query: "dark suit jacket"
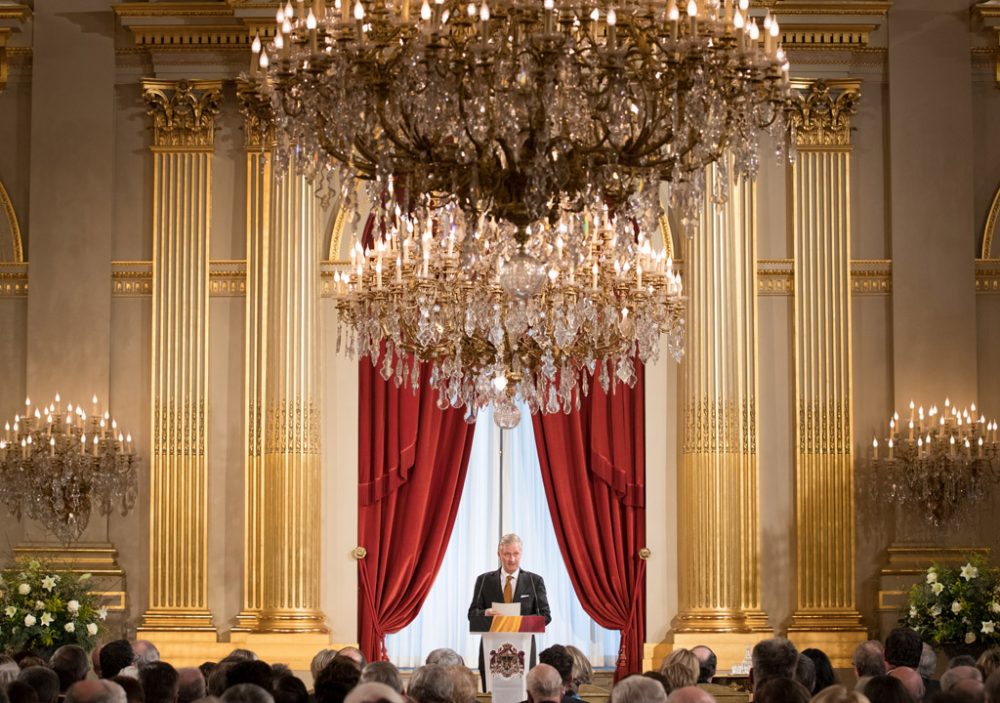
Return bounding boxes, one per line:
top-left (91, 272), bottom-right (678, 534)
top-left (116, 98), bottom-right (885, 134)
top-left (468, 569), bottom-right (552, 623)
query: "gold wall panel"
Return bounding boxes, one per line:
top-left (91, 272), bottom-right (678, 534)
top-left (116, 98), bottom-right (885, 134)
top-left (140, 79), bottom-right (221, 633)
top-left (787, 81), bottom-right (866, 646)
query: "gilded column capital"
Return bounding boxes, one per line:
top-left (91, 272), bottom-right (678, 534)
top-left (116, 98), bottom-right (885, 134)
top-left (789, 79), bottom-right (861, 147)
top-left (237, 80), bottom-right (276, 150)
top-left (142, 79), bottom-right (224, 149)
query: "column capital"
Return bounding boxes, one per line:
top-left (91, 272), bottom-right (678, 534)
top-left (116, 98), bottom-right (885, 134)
top-left (142, 79), bottom-right (224, 149)
top-left (789, 79), bottom-right (861, 147)
top-left (237, 80), bottom-right (276, 150)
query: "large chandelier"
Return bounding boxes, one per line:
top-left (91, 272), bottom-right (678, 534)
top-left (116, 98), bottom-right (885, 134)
top-left (0, 395), bottom-right (138, 543)
top-left (871, 399), bottom-right (1000, 526)
top-left (251, 0), bottom-right (792, 425)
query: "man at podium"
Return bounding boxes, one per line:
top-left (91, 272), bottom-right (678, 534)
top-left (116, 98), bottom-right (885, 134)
top-left (468, 533), bottom-right (552, 689)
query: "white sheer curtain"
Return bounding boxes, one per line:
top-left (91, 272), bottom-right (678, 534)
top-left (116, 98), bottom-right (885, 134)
top-left (385, 403), bottom-right (620, 669)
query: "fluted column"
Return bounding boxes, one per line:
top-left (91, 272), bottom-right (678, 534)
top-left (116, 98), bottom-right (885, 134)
top-left (140, 80), bottom-right (222, 631)
top-left (673, 157), bottom-right (766, 635)
top-left (233, 84), bottom-right (274, 632)
top-left (255, 154), bottom-right (327, 633)
top-left (787, 80), bottom-right (866, 657)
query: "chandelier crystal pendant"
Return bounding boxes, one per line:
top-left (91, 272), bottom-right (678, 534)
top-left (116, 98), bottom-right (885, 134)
top-left (251, 0), bottom-right (792, 426)
top-left (0, 394), bottom-right (138, 543)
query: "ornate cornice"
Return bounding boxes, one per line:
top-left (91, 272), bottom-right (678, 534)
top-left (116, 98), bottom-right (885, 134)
top-left (0, 3), bottom-right (29, 91)
top-left (142, 79), bottom-right (223, 149)
top-left (762, 1), bottom-right (891, 16)
top-left (975, 2), bottom-right (1000, 85)
top-left (789, 79), bottom-right (861, 147)
top-left (113, 3), bottom-right (235, 18)
top-left (780, 23), bottom-right (878, 47)
top-left (977, 259), bottom-right (1000, 293)
top-left (0, 262), bottom-right (27, 296)
top-left (237, 80), bottom-right (276, 149)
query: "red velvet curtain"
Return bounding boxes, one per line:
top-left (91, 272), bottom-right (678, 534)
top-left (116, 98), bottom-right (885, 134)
top-left (532, 363), bottom-right (647, 680)
top-left (358, 350), bottom-right (477, 661)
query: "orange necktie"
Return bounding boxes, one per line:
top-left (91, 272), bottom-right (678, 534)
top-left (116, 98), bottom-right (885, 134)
top-left (503, 574), bottom-right (513, 603)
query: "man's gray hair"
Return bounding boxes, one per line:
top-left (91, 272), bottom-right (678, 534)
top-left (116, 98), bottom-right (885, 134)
top-left (425, 649), bottom-right (465, 667)
top-left (311, 650), bottom-right (339, 680)
top-left (526, 664), bottom-right (563, 703)
top-left (751, 638), bottom-right (799, 689)
top-left (609, 676), bottom-right (667, 703)
top-left (408, 665), bottom-right (454, 703)
top-left (66, 680), bottom-right (127, 703)
top-left (221, 684), bottom-right (274, 703)
top-left (344, 682), bottom-right (405, 703)
top-left (852, 641), bottom-right (884, 678)
top-left (132, 641), bottom-right (161, 668)
top-left (360, 661), bottom-right (404, 694)
top-left (942, 665), bottom-right (983, 691)
top-left (498, 534), bottom-right (523, 550)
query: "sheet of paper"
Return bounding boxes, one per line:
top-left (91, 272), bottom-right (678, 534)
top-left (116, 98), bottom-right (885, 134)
top-left (491, 601), bottom-right (521, 616)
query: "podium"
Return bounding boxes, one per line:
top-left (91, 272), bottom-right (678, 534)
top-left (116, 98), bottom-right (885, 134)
top-left (470, 615), bottom-right (547, 703)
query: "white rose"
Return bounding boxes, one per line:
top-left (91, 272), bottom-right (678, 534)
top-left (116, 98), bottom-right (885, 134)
top-left (927, 571), bottom-right (938, 584)
top-left (932, 582), bottom-right (945, 595)
top-left (966, 632), bottom-right (977, 644)
top-left (67, 600), bottom-right (80, 614)
top-left (86, 623), bottom-right (98, 636)
top-left (64, 622), bottom-right (75, 633)
top-left (953, 601), bottom-right (963, 614)
top-left (18, 583), bottom-right (30, 595)
top-left (24, 614), bottom-right (36, 627)
top-left (34, 600), bottom-right (45, 611)
top-left (4, 606), bottom-right (15, 617)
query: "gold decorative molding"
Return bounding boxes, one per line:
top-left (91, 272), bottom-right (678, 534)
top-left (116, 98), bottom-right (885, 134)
top-left (781, 24), bottom-right (878, 48)
top-left (126, 25), bottom-right (251, 48)
top-left (0, 178), bottom-right (23, 262)
top-left (113, 2), bottom-right (236, 18)
top-left (0, 4), bottom-right (29, 91)
top-left (984, 183), bottom-right (1000, 258)
top-left (142, 79), bottom-right (223, 149)
top-left (977, 259), bottom-right (1000, 293)
top-left (974, 2), bottom-right (1000, 85)
top-left (758, 259), bottom-right (795, 295)
top-left (0, 262), bottom-right (27, 296)
top-left (789, 79), bottom-right (861, 147)
top-left (764, 1), bottom-right (891, 16)
top-left (209, 260), bottom-right (248, 296)
top-left (237, 80), bottom-right (276, 150)
top-left (850, 259), bottom-right (891, 294)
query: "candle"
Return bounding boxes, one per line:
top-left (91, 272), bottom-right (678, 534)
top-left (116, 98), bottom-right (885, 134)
top-left (50, 437), bottom-right (56, 458)
top-left (887, 438), bottom-right (894, 460)
top-left (872, 437), bottom-right (878, 460)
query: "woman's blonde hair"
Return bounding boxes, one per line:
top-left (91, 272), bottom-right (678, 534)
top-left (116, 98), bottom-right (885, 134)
top-left (977, 647), bottom-right (1000, 682)
top-left (565, 645), bottom-right (593, 692)
top-left (660, 649), bottom-right (699, 682)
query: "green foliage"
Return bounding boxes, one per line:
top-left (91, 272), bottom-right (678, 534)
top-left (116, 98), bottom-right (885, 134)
top-left (901, 553), bottom-right (1000, 647)
top-left (0, 558), bottom-right (107, 654)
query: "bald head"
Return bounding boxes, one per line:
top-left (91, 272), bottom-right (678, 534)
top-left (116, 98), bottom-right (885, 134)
top-left (942, 666), bottom-right (983, 691)
top-left (666, 687), bottom-right (714, 703)
top-left (888, 666), bottom-right (924, 701)
top-left (66, 680), bottom-right (127, 703)
top-left (527, 665), bottom-right (563, 703)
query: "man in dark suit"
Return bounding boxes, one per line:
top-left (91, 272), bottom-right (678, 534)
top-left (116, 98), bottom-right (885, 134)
top-left (468, 533), bottom-right (551, 690)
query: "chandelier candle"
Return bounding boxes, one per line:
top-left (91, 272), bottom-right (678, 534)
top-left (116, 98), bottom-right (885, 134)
top-left (251, 0), bottom-right (792, 426)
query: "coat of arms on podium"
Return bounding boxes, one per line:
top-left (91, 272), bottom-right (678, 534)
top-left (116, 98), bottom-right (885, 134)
top-left (489, 642), bottom-right (525, 678)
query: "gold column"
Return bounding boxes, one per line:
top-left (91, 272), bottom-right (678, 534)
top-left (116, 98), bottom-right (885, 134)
top-left (140, 80), bottom-right (222, 632)
top-left (787, 80), bottom-right (866, 661)
top-left (255, 152), bottom-right (327, 633)
top-left (671, 157), bottom-right (767, 656)
top-left (233, 84), bottom-right (274, 632)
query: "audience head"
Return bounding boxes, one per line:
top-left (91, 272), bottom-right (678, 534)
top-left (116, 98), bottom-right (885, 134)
top-left (0, 655), bottom-right (22, 685)
top-left (336, 649), bottom-right (366, 671)
top-left (7, 681), bottom-right (40, 703)
top-left (949, 679), bottom-right (986, 702)
top-left (51, 645), bottom-right (91, 693)
top-left (101, 641), bottom-right (136, 680)
top-left (92, 647), bottom-right (103, 679)
top-left (110, 676), bottom-right (145, 703)
top-left (315, 658), bottom-right (362, 703)
top-left (526, 664), bottom-right (564, 703)
top-left (979, 649), bottom-right (1000, 683)
top-left (810, 685), bottom-right (871, 703)
top-left (406, 665), bottom-right (453, 703)
top-left (750, 638), bottom-right (799, 691)
top-left (661, 650), bottom-right (698, 686)
top-left (664, 687), bottom-right (713, 703)
top-left (223, 651), bottom-right (258, 665)
top-left (221, 685), bottom-right (273, 703)
top-left (225, 662), bottom-right (273, 695)
top-left (942, 666), bottom-right (983, 691)
top-left (888, 665), bottom-right (925, 701)
top-left (311, 651), bottom-right (339, 681)
top-left (176, 668), bottom-right (206, 703)
top-left (885, 628), bottom-right (922, 669)
top-left (794, 654), bottom-right (816, 694)
top-left (65, 680), bottom-right (127, 703)
top-left (360, 662), bottom-right (403, 694)
top-left (139, 662), bottom-right (180, 703)
top-left (803, 648), bottom-right (838, 694)
top-left (447, 666), bottom-right (477, 703)
top-left (424, 650), bottom-right (464, 668)
top-left (658, 663), bottom-right (696, 693)
top-left (565, 645), bottom-right (593, 693)
top-left (854, 641), bottom-right (886, 679)
top-left (132, 642), bottom-right (161, 669)
top-left (272, 675), bottom-right (308, 703)
top-left (539, 645), bottom-right (574, 689)
top-left (640, 672), bottom-right (669, 696)
top-left (610, 675), bottom-right (668, 703)
top-left (751, 678), bottom-right (810, 703)
top-left (919, 644), bottom-right (938, 680)
top-left (208, 665), bottom-right (234, 698)
top-left (18, 666), bottom-right (61, 703)
top-left (689, 647), bottom-right (716, 684)
top-left (343, 683), bottom-right (403, 703)
top-left (985, 670), bottom-right (1000, 703)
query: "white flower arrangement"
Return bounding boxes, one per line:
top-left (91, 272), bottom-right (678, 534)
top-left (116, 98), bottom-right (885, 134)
top-left (903, 554), bottom-right (1000, 648)
top-left (0, 559), bottom-right (105, 654)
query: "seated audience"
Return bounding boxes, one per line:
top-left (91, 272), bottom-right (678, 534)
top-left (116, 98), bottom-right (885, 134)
top-left (811, 684), bottom-right (871, 703)
top-left (919, 645), bottom-right (938, 683)
top-left (131, 643), bottom-right (160, 670)
top-left (526, 664), bottom-right (564, 703)
top-left (272, 676), bottom-right (308, 703)
top-left (539, 646), bottom-right (575, 703)
top-left (750, 638), bottom-right (799, 692)
top-left (314, 660), bottom-right (361, 703)
top-left (424, 651), bottom-right (464, 668)
top-left (51, 647), bottom-right (91, 696)
top-left (690, 646), bottom-right (740, 701)
top-left (139, 662), bottom-right (180, 703)
top-left (885, 629), bottom-right (937, 699)
top-left (65, 681), bottom-right (126, 703)
top-left (18, 667), bottom-right (61, 703)
top-left (109, 677), bottom-right (144, 703)
top-left (888, 666), bottom-right (925, 702)
top-left (225, 663), bottom-right (273, 696)
top-left (91, 649), bottom-right (102, 680)
top-left (564, 646), bottom-right (595, 697)
top-left (795, 654), bottom-right (816, 694)
top-left (221, 685), bottom-right (272, 703)
top-left (310, 653), bottom-right (338, 684)
top-left (610, 676), bottom-right (668, 703)
top-left (985, 671), bottom-right (1000, 703)
top-left (641, 672), bottom-right (670, 696)
top-left (8, 680), bottom-right (41, 703)
top-left (221, 653), bottom-right (257, 666)
top-left (208, 666), bottom-right (234, 699)
top-left (664, 687), bottom-right (714, 703)
top-left (407, 665), bottom-right (453, 703)
top-left (659, 664), bottom-right (696, 694)
top-left (751, 678), bottom-right (810, 703)
top-left (863, 675), bottom-right (913, 703)
top-left (335, 651), bottom-right (365, 672)
top-left (100, 643), bottom-right (135, 681)
top-left (343, 683), bottom-right (403, 703)
top-left (978, 650), bottom-right (1000, 683)
top-left (177, 669), bottom-right (206, 703)
top-left (359, 663), bottom-right (403, 694)
top-left (942, 667), bottom-right (983, 691)
top-left (0, 656), bottom-right (22, 685)
top-left (803, 648), bottom-right (838, 694)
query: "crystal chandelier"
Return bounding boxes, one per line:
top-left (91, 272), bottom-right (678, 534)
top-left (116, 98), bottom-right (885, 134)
top-left (0, 395), bottom-right (138, 543)
top-left (250, 0), bottom-right (792, 425)
top-left (871, 399), bottom-right (1000, 526)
